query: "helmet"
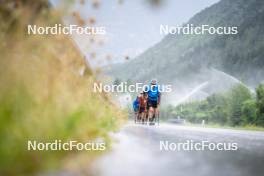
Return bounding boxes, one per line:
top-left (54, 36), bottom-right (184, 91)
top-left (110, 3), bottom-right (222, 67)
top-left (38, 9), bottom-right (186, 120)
top-left (151, 79), bottom-right (157, 85)
top-left (141, 90), bottom-right (148, 96)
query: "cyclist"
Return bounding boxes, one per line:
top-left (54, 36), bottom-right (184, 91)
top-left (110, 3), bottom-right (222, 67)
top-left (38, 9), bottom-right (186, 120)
top-left (138, 91), bottom-right (148, 123)
top-left (133, 95), bottom-right (139, 122)
top-left (146, 79), bottom-right (161, 123)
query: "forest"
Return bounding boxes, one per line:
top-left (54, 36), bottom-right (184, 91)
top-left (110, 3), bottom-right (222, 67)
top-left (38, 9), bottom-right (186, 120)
top-left (164, 84), bottom-right (264, 128)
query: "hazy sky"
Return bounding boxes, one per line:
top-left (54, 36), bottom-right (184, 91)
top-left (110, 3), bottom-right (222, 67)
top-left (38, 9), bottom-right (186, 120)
top-left (52, 0), bottom-right (220, 67)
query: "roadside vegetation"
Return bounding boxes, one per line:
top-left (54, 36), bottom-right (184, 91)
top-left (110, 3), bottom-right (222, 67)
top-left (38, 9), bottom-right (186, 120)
top-left (0, 1), bottom-right (125, 175)
top-left (164, 84), bottom-right (264, 129)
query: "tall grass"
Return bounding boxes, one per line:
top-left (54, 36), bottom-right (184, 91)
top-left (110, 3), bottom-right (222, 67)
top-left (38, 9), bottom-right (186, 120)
top-left (0, 1), bottom-right (125, 175)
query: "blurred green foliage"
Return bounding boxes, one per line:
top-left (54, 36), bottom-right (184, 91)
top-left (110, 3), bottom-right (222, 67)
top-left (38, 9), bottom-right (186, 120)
top-left (0, 1), bottom-right (124, 175)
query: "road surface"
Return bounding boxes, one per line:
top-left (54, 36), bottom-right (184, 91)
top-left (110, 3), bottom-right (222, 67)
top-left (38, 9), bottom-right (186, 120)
top-left (91, 123), bottom-right (264, 176)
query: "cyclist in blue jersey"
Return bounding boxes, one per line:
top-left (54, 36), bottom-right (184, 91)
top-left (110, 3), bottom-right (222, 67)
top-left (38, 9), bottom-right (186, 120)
top-left (133, 95), bottom-right (140, 122)
top-left (146, 79), bottom-right (161, 122)
top-left (133, 96), bottom-right (139, 113)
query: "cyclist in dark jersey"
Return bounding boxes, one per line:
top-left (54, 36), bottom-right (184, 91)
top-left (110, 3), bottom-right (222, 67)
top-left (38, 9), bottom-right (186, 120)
top-left (146, 79), bottom-right (161, 122)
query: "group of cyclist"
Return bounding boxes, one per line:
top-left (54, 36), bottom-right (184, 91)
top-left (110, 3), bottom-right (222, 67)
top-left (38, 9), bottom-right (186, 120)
top-left (133, 79), bottom-right (161, 124)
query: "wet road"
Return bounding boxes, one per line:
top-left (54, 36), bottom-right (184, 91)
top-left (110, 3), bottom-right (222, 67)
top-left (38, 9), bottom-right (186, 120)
top-left (91, 123), bottom-right (264, 176)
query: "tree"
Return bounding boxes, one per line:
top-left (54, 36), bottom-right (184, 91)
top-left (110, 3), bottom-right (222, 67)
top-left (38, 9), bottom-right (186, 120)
top-left (241, 100), bottom-right (257, 125)
top-left (256, 84), bottom-right (264, 126)
top-left (210, 106), bottom-right (228, 125)
top-left (227, 84), bottom-right (252, 126)
top-left (205, 93), bottom-right (228, 125)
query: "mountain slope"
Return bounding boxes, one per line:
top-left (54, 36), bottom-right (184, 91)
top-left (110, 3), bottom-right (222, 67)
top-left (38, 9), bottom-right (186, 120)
top-left (107, 0), bottom-right (264, 88)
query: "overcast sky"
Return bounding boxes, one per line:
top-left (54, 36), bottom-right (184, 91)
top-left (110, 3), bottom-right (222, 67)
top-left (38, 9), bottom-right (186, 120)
top-left (52, 0), bottom-right (220, 67)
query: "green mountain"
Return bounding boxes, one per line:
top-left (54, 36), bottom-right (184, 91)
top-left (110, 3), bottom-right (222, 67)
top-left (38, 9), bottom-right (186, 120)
top-left (107, 0), bottom-right (264, 93)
